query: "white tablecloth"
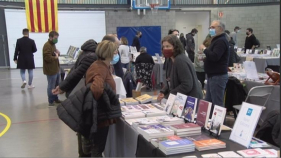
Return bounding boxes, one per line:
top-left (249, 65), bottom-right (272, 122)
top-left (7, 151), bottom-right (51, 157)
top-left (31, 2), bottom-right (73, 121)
top-left (113, 75), bottom-right (126, 98)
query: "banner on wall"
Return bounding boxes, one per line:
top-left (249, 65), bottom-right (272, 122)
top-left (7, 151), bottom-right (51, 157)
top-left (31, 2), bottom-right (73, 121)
top-left (25, 0), bottom-right (58, 33)
top-left (117, 26), bottom-right (162, 56)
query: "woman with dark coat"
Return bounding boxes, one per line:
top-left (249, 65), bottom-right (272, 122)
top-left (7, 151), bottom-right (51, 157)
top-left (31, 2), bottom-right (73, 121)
top-left (225, 30), bottom-right (240, 67)
top-left (157, 35), bottom-right (203, 100)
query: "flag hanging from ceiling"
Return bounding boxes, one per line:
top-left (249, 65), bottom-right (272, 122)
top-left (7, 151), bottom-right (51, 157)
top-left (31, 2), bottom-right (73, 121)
top-left (25, 0), bottom-right (58, 33)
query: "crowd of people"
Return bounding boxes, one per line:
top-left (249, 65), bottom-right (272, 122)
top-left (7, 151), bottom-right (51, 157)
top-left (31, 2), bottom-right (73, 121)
top-left (12, 19), bottom-right (263, 157)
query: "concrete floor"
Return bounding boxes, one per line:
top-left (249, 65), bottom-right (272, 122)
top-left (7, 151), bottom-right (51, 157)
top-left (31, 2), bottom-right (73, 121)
top-left (0, 68), bottom-right (77, 157)
top-left (0, 68), bottom-right (235, 157)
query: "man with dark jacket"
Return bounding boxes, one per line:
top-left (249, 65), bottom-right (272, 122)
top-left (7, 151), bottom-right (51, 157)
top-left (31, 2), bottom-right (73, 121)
top-left (199, 20), bottom-right (229, 107)
top-left (244, 28), bottom-right (258, 53)
top-left (43, 31), bottom-right (61, 107)
top-left (225, 30), bottom-right (239, 67)
top-left (131, 31), bottom-right (142, 52)
top-left (14, 28), bottom-right (37, 89)
top-left (186, 28), bottom-right (198, 62)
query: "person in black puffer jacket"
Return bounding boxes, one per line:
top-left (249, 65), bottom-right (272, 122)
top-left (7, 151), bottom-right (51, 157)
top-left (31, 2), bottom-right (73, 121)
top-left (52, 39), bottom-right (98, 98)
top-left (52, 39), bottom-right (98, 157)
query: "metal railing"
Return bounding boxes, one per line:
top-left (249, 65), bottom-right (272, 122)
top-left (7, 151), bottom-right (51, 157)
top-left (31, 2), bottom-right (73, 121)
top-left (0, 0), bottom-right (279, 5)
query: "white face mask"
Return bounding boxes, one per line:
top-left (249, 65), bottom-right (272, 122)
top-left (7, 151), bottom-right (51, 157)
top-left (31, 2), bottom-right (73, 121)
top-left (177, 35), bottom-right (180, 38)
top-left (237, 30), bottom-right (240, 33)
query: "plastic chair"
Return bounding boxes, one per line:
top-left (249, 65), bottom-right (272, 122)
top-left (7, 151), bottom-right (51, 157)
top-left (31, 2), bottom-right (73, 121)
top-left (233, 85), bottom-right (274, 117)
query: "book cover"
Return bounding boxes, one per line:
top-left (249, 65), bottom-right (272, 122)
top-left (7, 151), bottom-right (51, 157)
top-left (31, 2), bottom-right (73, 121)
top-left (263, 149), bottom-right (278, 157)
top-left (201, 153), bottom-right (222, 158)
top-left (175, 93), bottom-right (188, 117)
top-left (183, 96), bottom-right (198, 122)
top-left (135, 94), bottom-right (153, 103)
top-left (218, 151), bottom-right (242, 158)
top-left (151, 135), bottom-right (182, 146)
top-left (208, 105), bottom-right (226, 135)
top-left (139, 124), bottom-right (173, 133)
top-left (171, 123), bottom-right (200, 130)
top-left (164, 94), bottom-right (176, 114)
top-left (160, 139), bottom-right (193, 148)
top-left (194, 139), bottom-right (226, 147)
top-left (229, 102), bottom-right (263, 148)
top-left (186, 134), bottom-right (212, 142)
top-left (237, 148), bottom-right (267, 157)
top-left (196, 100), bottom-right (212, 128)
top-left (121, 98), bottom-right (139, 105)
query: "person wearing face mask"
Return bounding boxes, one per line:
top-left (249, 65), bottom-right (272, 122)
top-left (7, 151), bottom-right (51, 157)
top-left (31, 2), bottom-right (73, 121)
top-left (230, 26), bottom-right (241, 47)
top-left (157, 35), bottom-right (203, 101)
top-left (199, 20), bottom-right (229, 107)
top-left (186, 28), bottom-right (198, 62)
top-left (85, 40), bottom-right (118, 157)
top-left (132, 31), bottom-right (142, 52)
top-left (109, 34), bottom-right (124, 78)
top-left (43, 31), bottom-right (62, 107)
top-left (244, 28), bottom-right (259, 53)
top-left (13, 28), bottom-right (37, 89)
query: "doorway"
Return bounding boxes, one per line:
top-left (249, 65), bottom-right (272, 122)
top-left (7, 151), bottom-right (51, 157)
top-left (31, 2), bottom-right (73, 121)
top-left (175, 11), bottom-right (210, 52)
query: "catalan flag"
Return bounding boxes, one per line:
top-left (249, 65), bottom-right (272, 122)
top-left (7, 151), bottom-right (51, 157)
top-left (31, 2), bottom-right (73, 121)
top-left (25, 0), bottom-right (58, 33)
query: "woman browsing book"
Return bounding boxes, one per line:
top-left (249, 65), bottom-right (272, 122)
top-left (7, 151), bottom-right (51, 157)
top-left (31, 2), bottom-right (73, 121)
top-left (157, 35), bottom-right (203, 101)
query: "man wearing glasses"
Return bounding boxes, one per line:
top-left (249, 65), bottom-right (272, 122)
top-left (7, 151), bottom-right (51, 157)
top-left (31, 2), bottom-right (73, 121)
top-left (199, 20), bottom-right (229, 107)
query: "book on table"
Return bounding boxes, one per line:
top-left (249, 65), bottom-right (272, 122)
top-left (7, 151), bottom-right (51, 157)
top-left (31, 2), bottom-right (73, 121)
top-left (170, 123), bottom-right (201, 137)
top-left (155, 116), bottom-right (185, 126)
top-left (164, 93), bottom-right (176, 114)
top-left (250, 137), bottom-right (271, 148)
top-left (183, 96), bottom-right (198, 122)
top-left (193, 139), bottom-right (226, 151)
top-left (186, 134), bottom-right (212, 142)
top-left (121, 105), bottom-right (142, 113)
top-left (151, 135), bottom-right (181, 147)
top-left (196, 100), bottom-right (212, 129)
top-left (174, 93), bottom-right (188, 117)
top-left (151, 103), bottom-right (165, 111)
top-left (217, 151), bottom-right (242, 158)
top-left (229, 102), bottom-right (263, 148)
top-left (207, 105), bottom-right (226, 136)
top-left (137, 124), bottom-right (174, 141)
top-left (120, 98), bottom-right (139, 105)
top-left (141, 104), bottom-right (166, 117)
top-left (201, 153), bottom-right (222, 158)
top-left (135, 94), bottom-right (153, 104)
top-left (122, 112), bottom-right (145, 119)
top-left (159, 138), bottom-right (195, 155)
top-left (125, 117), bottom-right (159, 126)
top-left (237, 148), bottom-right (269, 157)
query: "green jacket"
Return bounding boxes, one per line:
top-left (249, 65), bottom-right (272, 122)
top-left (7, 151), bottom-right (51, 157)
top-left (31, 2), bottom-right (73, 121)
top-left (43, 40), bottom-right (59, 75)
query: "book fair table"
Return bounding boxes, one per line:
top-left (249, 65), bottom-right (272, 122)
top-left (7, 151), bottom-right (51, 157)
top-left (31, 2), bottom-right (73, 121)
top-left (239, 55), bottom-right (280, 73)
top-left (104, 117), bottom-right (279, 157)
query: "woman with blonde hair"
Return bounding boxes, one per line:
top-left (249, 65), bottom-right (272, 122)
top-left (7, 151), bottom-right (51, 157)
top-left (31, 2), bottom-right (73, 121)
top-left (119, 36), bottom-right (131, 69)
top-left (85, 39), bottom-right (118, 157)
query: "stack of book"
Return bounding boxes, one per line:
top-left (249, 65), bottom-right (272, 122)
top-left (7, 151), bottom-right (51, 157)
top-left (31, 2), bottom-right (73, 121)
top-left (120, 100), bottom-right (125, 106)
top-left (121, 98), bottom-right (139, 105)
top-left (151, 135), bottom-right (181, 147)
top-left (125, 117), bottom-right (159, 126)
top-left (193, 139), bottom-right (226, 151)
top-left (121, 105), bottom-right (145, 119)
top-left (137, 124), bottom-right (174, 141)
top-left (152, 103), bottom-right (165, 111)
top-left (170, 123), bottom-right (201, 137)
top-left (140, 104), bottom-right (166, 117)
top-left (218, 151), bottom-right (242, 158)
top-left (201, 153), bottom-right (222, 158)
top-left (159, 138), bottom-right (195, 155)
top-left (155, 116), bottom-right (185, 126)
top-left (135, 94), bottom-right (153, 104)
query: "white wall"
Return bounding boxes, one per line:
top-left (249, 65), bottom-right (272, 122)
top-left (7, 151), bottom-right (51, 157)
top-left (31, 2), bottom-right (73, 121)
top-left (175, 11), bottom-right (210, 51)
top-left (5, 9), bottom-right (106, 68)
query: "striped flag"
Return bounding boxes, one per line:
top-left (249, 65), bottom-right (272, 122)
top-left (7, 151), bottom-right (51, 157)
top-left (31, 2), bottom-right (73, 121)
top-left (25, 0), bottom-right (58, 33)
